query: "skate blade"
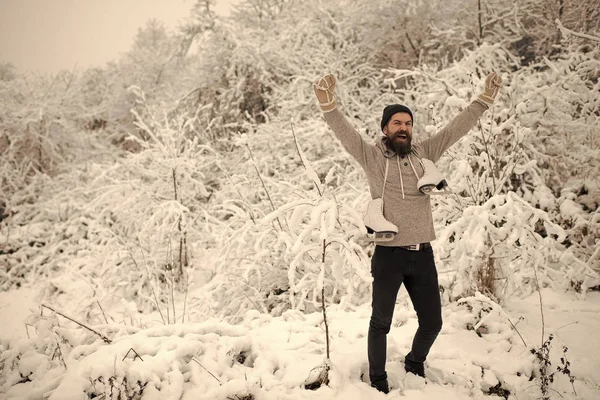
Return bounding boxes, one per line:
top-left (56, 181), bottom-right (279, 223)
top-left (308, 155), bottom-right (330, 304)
top-left (424, 189), bottom-right (453, 196)
top-left (419, 185), bottom-right (452, 196)
top-left (365, 232), bottom-right (396, 242)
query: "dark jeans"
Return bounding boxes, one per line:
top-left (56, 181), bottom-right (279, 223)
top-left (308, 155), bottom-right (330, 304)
top-left (368, 245), bottom-right (443, 380)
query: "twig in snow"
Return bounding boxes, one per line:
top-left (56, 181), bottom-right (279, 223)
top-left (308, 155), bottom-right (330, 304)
top-left (181, 269), bottom-right (189, 324)
top-left (506, 317), bottom-right (527, 347)
top-left (216, 160), bottom-right (256, 224)
top-left (477, 0), bottom-right (483, 40)
top-left (493, 126), bottom-right (526, 198)
top-left (166, 235), bottom-right (177, 324)
top-left (556, 321), bottom-right (579, 332)
top-left (42, 304), bottom-right (112, 344)
top-left (321, 284), bottom-right (331, 360)
top-left (52, 339), bottom-right (67, 369)
top-left (291, 121), bottom-right (322, 196)
top-left (477, 112), bottom-right (497, 195)
top-left (122, 348), bottom-right (144, 362)
top-left (192, 358), bottom-right (221, 384)
top-left (321, 239), bottom-right (331, 360)
top-left (96, 300), bottom-right (109, 324)
top-left (133, 235), bottom-right (166, 325)
top-left (245, 142), bottom-right (283, 231)
top-left (241, 290), bottom-right (264, 313)
top-left (405, 32), bottom-right (419, 58)
top-left (531, 265), bottom-right (545, 346)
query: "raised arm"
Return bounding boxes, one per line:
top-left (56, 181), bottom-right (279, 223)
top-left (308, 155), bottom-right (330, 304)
top-left (313, 74), bottom-right (377, 169)
top-left (420, 72), bottom-right (502, 163)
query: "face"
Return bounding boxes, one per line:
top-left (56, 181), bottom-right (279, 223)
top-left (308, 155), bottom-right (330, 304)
top-left (383, 112), bottom-right (413, 155)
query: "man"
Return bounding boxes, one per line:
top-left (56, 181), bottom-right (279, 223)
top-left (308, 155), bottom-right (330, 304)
top-left (313, 72), bottom-right (502, 393)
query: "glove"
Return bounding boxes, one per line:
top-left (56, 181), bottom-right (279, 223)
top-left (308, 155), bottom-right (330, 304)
top-left (478, 72), bottom-right (502, 106)
top-left (313, 74), bottom-right (337, 113)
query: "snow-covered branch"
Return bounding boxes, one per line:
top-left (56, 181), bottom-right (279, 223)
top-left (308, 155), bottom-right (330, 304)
top-left (555, 18), bottom-right (600, 42)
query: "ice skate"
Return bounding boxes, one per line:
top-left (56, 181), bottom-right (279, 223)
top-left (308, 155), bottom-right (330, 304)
top-left (364, 198), bottom-right (398, 243)
top-left (417, 158), bottom-right (452, 195)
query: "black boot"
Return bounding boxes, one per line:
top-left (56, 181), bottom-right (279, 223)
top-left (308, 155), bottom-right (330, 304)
top-left (404, 357), bottom-right (425, 378)
top-left (370, 373), bottom-right (390, 394)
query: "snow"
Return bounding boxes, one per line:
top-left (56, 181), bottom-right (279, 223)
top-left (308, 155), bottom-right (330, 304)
top-left (1, 1), bottom-right (599, 399)
top-left (0, 288), bottom-right (37, 341)
top-left (444, 96), bottom-right (468, 109)
top-left (2, 285), bottom-right (599, 399)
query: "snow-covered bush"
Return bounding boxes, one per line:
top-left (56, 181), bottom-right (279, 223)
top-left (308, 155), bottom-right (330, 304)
top-left (189, 121), bottom-right (372, 320)
top-left (2, 0), bottom-right (599, 331)
top-left (436, 192), bottom-right (568, 301)
top-left (0, 308), bottom-right (256, 400)
top-left (0, 91), bottom-right (227, 326)
top-left (0, 72), bottom-right (106, 199)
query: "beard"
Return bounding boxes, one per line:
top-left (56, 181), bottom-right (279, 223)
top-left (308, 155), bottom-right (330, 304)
top-left (388, 131), bottom-right (412, 155)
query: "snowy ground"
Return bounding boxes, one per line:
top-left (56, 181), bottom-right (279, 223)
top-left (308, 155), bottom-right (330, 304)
top-left (0, 288), bottom-right (38, 342)
top-left (1, 285), bottom-right (599, 400)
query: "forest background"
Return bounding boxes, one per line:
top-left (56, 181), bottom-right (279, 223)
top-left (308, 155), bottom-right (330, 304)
top-left (0, 0), bottom-right (599, 399)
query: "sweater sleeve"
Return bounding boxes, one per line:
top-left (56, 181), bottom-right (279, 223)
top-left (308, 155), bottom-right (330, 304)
top-left (420, 100), bottom-right (488, 162)
top-left (323, 108), bottom-right (377, 170)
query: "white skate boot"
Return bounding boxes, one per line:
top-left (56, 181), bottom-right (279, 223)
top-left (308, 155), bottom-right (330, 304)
top-left (364, 198), bottom-right (398, 242)
top-left (417, 159), bottom-right (452, 195)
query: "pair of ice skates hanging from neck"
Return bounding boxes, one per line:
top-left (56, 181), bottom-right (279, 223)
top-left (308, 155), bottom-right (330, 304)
top-left (364, 155), bottom-right (451, 243)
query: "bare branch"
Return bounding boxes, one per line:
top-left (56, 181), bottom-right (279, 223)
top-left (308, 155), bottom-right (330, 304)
top-left (42, 304), bottom-right (112, 344)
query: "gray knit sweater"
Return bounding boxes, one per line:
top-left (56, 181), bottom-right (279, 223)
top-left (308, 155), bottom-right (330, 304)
top-left (324, 100), bottom-right (488, 246)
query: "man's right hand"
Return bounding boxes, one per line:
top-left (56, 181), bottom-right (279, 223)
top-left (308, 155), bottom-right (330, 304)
top-left (478, 72), bottom-right (502, 106)
top-left (313, 74), bottom-right (337, 113)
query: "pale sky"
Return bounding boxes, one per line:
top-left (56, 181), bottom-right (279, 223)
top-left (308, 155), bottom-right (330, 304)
top-left (0, 0), bottom-right (236, 74)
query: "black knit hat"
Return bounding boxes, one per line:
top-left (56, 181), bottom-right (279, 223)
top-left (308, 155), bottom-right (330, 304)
top-left (380, 104), bottom-right (414, 131)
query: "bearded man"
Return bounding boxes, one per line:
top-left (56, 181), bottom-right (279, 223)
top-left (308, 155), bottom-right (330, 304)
top-left (313, 72), bottom-right (502, 393)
